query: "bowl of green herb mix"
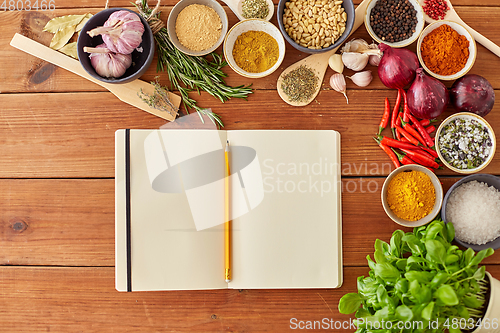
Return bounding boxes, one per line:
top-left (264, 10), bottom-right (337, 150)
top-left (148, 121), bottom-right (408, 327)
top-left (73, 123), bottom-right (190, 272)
top-left (435, 112), bottom-right (496, 174)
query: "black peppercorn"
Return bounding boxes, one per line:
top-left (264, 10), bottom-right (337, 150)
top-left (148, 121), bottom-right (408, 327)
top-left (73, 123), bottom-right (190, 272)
top-left (369, 0), bottom-right (418, 43)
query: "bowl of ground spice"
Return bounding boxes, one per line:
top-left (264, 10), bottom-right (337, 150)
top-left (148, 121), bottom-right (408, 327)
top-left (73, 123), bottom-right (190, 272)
top-left (417, 20), bottom-right (476, 80)
top-left (381, 164), bottom-right (443, 227)
top-left (167, 0), bottom-right (228, 56)
top-left (224, 19), bottom-right (286, 78)
top-left (365, 0), bottom-right (425, 48)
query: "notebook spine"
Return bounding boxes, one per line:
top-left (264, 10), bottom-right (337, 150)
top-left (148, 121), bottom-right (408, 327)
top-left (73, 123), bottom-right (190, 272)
top-left (125, 129), bottom-right (132, 292)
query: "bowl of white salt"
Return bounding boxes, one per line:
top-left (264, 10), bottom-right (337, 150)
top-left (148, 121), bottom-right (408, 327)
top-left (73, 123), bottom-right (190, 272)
top-left (442, 174), bottom-right (500, 250)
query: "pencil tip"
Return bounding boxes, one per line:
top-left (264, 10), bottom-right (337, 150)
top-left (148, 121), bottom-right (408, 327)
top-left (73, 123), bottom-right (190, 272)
top-left (225, 279), bottom-right (231, 283)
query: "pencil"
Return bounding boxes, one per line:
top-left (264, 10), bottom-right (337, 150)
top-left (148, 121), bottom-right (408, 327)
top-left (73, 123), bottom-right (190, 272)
top-left (224, 140), bottom-right (232, 283)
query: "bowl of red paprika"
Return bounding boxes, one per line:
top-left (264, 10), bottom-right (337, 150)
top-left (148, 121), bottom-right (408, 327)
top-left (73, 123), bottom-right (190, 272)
top-left (417, 20), bottom-right (476, 81)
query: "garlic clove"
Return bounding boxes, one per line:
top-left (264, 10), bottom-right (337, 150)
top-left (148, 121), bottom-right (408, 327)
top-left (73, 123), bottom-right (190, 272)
top-left (369, 54), bottom-right (382, 66)
top-left (328, 54), bottom-right (344, 74)
top-left (329, 73), bottom-right (348, 104)
top-left (346, 70), bottom-right (373, 87)
top-left (342, 52), bottom-right (369, 71)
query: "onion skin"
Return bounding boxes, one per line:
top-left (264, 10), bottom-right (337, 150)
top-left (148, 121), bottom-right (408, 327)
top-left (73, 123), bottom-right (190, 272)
top-left (378, 43), bottom-right (419, 89)
top-left (450, 74), bottom-right (495, 117)
top-left (407, 68), bottom-right (449, 119)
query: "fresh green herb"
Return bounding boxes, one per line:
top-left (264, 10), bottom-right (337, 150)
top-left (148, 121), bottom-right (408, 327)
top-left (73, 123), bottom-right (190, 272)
top-left (281, 65), bottom-right (318, 103)
top-left (242, 0), bottom-right (269, 19)
top-left (135, 0), bottom-right (253, 127)
top-left (338, 220), bottom-right (494, 332)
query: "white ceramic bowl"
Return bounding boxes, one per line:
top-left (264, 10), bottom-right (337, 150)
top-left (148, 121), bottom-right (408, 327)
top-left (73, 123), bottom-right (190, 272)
top-left (381, 164), bottom-right (443, 227)
top-left (167, 0), bottom-right (228, 56)
top-left (223, 19), bottom-right (286, 78)
top-left (365, 0), bottom-right (424, 48)
top-left (417, 20), bottom-right (476, 81)
top-left (435, 112), bottom-right (496, 174)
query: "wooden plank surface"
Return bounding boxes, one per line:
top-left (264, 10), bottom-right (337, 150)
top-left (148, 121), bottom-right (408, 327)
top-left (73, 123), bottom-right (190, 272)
top-left (0, 90), bottom-right (499, 177)
top-left (1, 0), bottom-right (500, 331)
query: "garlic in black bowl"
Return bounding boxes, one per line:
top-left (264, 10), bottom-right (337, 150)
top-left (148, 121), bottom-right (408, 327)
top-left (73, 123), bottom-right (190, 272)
top-left (77, 8), bottom-right (154, 84)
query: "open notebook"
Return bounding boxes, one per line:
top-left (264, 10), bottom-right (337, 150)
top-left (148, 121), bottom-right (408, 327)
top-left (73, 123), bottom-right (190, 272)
top-left (115, 129), bottom-right (342, 291)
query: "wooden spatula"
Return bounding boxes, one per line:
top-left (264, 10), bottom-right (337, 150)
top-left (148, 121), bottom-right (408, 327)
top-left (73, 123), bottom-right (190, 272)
top-left (10, 33), bottom-right (181, 121)
top-left (417, 0), bottom-right (500, 58)
top-left (276, 0), bottom-right (370, 107)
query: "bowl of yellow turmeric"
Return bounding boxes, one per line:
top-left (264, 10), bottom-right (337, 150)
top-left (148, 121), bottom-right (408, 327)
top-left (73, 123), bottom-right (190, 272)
top-left (381, 164), bottom-right (443, 227)
top-left (223, 19), bottom-right (286, 78)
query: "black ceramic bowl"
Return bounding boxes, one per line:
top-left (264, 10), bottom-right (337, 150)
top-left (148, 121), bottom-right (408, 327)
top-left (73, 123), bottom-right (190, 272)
top-left (442, 174), bottom-right (500, 251)
top-left (277, 0), bottom-right (355, 54)
top-left (77, 8), bottom-right (154, 84)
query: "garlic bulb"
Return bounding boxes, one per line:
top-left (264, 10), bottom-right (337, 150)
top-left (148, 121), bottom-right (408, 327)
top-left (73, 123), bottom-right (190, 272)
top-left (347, 71), bottom-right (373, 87)
top-left (88, 10), bottom-right (144, 54)
top-left (85, 43), bottom-right (132, 78)
top-left (342, 52), bottom-right (369, 71)
top-left (328, 54), bottom-right (344, 74)
top-left (329, 73), bottom-right (348, 104)
top-left (341, 38), bottom-right (382, 55)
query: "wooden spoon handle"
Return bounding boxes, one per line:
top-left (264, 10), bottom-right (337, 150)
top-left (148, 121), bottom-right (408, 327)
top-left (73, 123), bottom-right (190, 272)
top-left (10, 33), bottom-right (180, 121)
top-left (464, 24), bottom-right (500, 58)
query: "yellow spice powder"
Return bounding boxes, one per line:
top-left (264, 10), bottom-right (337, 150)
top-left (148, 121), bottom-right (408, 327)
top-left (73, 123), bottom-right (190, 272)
top-left (387, 170), bottom-right (436, 221)
top-left (232, 30), bottom-right (279, 73)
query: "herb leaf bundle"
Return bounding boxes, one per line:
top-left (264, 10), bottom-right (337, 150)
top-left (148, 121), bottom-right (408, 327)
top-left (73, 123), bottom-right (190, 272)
top-left (135, 0), bottom-right (253, 126)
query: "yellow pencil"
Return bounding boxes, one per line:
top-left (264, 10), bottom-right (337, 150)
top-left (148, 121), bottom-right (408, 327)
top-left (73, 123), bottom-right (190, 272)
top-left (224, 140), bottom-right (232, 282)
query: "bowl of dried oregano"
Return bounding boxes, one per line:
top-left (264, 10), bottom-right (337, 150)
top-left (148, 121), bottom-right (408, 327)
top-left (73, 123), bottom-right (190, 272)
top-left (167, 0), bottom-right (228, 56)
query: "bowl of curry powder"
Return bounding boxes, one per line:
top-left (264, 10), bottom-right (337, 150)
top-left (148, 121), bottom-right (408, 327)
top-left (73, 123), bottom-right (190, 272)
top-left (223, 19), bottom-right (286, 78)
top-left (381, 164), bottom-right (443, 227)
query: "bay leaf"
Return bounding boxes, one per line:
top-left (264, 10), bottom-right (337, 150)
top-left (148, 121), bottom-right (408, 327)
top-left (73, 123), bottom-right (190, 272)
top-left (58, 42), bottom-right (78, 59)
top-left (75, 13), bottom-right (93, 32)
top-left (43, 14), bottom-right (86, 33)
top-left (50, 25), bottom-right (77, 50)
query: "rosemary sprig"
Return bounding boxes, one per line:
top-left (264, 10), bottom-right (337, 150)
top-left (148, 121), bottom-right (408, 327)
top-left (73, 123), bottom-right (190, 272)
top-left (135, 0), bottom-right (253, 127)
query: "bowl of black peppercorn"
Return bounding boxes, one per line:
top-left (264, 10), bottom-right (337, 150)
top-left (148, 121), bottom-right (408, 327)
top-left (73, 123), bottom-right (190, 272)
top-left (365, 0), bottom-right (424, 48)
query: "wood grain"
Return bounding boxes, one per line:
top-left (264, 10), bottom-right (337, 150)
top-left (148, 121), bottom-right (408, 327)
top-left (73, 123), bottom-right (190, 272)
top-left (0, 0), bottom-right (500, 331)
top-left (2, 6), bottom-right (500, 93)
top-left (0, 90), bottom-right (499, 177)
top-left (2, 178), bottom-right (500, 268)
top-left (1, 264), bottom-right (500, 332)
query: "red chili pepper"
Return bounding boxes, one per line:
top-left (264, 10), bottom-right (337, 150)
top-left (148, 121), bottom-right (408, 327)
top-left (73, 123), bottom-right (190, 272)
top-left (391, 89), bottom-right (402, 139)
top-left (400, 137), bottom-right (410, 143)
top-left (420, 146), bottom-right (439, 159)
top-left (426, 125), bottom-right (436, 134)
top-left (392, 148), bottom-right (417, 166)
top-left (402, 89), bottom-right (410, 123)
top-left (378, 97), bottom-right (391, 135)
top-left (419, 119), bottom-right (437, 127)
top-left (376, 135), bottom-right (420, 150)
top-left (408, 114), bottom-right (435, 148)
top-left (400, 148), bottom-right (440, 169)
top-left (402, 120), bottom-right (427, 147)
top-left (378, 142), bottom-right (400, 169)
top-left (396, 126), bottom-right (420, 146)
top-left (395, 111), bottom-right (403, 127)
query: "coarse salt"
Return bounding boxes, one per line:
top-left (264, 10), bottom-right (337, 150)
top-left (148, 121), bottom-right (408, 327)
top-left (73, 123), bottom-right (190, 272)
top-left (446, 180), bottom-right (500, 245)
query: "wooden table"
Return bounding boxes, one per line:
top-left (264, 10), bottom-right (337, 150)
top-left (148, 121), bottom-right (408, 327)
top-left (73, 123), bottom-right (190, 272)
top-left (1, 0), bottom-right (500, 331)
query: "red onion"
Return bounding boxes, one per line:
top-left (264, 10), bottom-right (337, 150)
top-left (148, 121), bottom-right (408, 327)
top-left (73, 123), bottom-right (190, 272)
top-left (450, 74), bottom-right (495, 117)
top-left (407, 68), bottom-right (449, 119)
top-left (378, 43), bottom-right (419, 89)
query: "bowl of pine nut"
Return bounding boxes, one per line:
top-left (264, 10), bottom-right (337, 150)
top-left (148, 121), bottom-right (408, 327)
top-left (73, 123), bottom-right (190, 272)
top-left (277, 0), bottom-right (354, 53)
